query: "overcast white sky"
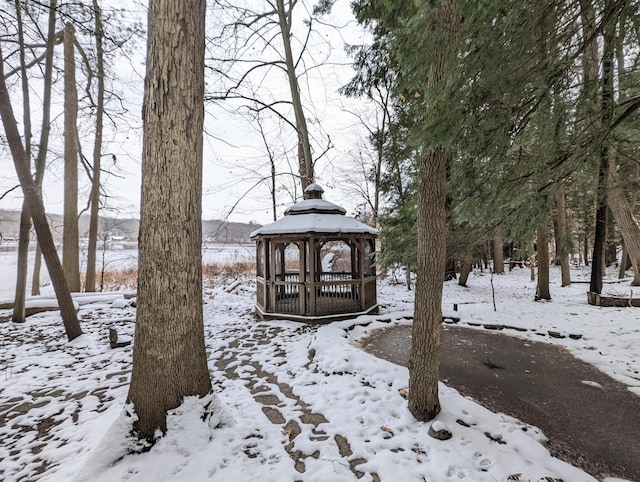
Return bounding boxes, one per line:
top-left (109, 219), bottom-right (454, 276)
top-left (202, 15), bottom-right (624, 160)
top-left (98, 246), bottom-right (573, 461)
top-left (0, 0), bottom-right (375, 226)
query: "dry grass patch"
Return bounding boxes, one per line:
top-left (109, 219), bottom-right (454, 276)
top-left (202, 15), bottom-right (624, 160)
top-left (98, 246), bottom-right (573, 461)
top-left (86, 261), bottom-right (255, 292)
top-left (203, 261), bottom-right (254, 281)
top-left (93, 267), bottom-right (139, 292)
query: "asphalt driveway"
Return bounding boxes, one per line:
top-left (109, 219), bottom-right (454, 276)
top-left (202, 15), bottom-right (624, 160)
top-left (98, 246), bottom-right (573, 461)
top-left (361, 324), bottom-right (640, 481)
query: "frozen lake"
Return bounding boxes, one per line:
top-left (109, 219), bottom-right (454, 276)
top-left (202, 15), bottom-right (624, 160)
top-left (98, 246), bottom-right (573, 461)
top-left (0, 243), bottom-right (255, 300)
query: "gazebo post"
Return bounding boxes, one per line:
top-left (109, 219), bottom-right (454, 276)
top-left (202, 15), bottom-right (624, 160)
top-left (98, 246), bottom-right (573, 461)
top-left (358, 238), bottom-right (366, 311)
top-left (269, 237), bottom-right (277, 311)
top-left (309, 236), bottom-right (317, 315)
top-left (298, 241), bottom-right (305, 314)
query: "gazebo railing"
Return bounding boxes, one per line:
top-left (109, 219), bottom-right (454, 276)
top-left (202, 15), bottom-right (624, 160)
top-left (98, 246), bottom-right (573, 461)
top-left (318, 272), bottom-right (353, 283)
top-left (364, 277), bottom-right (377, 310)
top-left (257, 274), bottom-right (377, 317)
top-left (313, 280), bottom-right (359, 314)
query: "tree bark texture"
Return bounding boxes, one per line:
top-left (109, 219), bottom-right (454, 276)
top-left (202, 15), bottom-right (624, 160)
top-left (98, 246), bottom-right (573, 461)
top-left (535, 222), bottom-right (551, 300)
top-left (63, 22), bottom-right (81, 292)
top-left (127, 0), bottom-right (212, 441)
top-left (0, 45), bottom-right (82, 342)
top-left (493, 236), bottom-right (504, 274)
top-left (276, 0), bottom-right (313, 190)
top-left (409, 147), bottom-right (448, 421)
top-left (85, 0), bottom-right (105, 292)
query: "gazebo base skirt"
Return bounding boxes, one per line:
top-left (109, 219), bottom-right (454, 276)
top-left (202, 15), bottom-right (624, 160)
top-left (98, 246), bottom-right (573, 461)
top-left (254, 304), bottom-right (379, 324)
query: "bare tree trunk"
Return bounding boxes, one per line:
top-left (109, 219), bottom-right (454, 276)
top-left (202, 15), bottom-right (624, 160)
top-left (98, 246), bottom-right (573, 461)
top-left (13, 207), bottom-right (30, 322)
top-left (271, 156), bottom-right (277, 221)
top-left (493, 236), bottom-right (504, 274)
top-left (618, 242), bottom-right (629, 279)
top-left (458, 250), bottom-right (473, 287)
top-left (535, 221), bottom-right (551, 300)
top-left (276, 0), bottom-right (313, 190)
top-left (12, 0), bottom-right (32, 323)
top-left (530, 242), bottom-right (536, 281)
top-left (31, 0), bottom-right (59, 297)
top-left (85, 0), bottom-right (105, 292)
top-left (32, 245), bottom-right (42, 295)
top-left (0, 45), bottom-right (82, 341)
top-left (62, 22), bottom-right (81, 292)
top-left (583, 235), bottom-right (589, 267)
top-left (608, 157), bottom-right (640, 286)
top-left (127, 0), bottom-right (212, 441)
top-left (556, 184), bottom-right (571, 286)
top-left (409, 2), bottom-right (460, 422)
top-left (610, 11), bottom-right (640, 286)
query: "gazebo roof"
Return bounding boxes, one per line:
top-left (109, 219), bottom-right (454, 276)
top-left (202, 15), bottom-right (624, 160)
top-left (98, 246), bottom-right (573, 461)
top-left (250, 184), bottom-right (378, 238)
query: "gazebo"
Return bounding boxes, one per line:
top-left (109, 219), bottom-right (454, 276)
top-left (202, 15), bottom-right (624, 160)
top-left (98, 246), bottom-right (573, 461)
top-left (250, 183), bottom-right (378, 322)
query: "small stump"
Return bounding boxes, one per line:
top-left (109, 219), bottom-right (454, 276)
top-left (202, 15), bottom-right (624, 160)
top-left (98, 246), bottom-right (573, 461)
top-left (109, 328), bottom-right (131, 349)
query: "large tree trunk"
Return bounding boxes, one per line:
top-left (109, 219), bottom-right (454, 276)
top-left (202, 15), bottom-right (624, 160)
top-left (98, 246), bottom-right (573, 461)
top-left (85, 0), bottom-right (105, 292)
top-left (535, 221), bottom-right (551, 300)
top-left (0, 45), bottom-right (82, 342)
top-left (493, 235), bottom-right (504, 274)
top-left (609, 10), bottom-right (640, 286)
top-left (409, 147), bottom-right (448, 421)
top-left (63, 22), bottom-right (81, 292)
top-left (276, 0), bottom-right (313, 190)
top-left (12, 0), bottom-right (32, 323)
top-left (608, 158), bottom-right (640, 286)
top-left (408, 1), bottom-right (460, 422)
top-left (555, 184), bottom-right (571, 286)
top-left (127, 0), bottom-right (212, 441)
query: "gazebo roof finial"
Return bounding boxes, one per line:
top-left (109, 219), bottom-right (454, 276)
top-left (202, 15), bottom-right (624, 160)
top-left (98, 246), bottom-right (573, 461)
top-left (304, 182), bottom-right (324, 200)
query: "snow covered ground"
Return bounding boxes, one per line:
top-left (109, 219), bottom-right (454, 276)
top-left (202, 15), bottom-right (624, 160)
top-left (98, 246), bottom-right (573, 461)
top-left (0, 263), bottom-right (638, 482)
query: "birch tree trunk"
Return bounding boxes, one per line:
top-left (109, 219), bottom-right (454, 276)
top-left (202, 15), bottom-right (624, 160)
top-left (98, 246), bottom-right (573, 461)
top-left (63, 22), bottom-right (81, 292)
top-left (127, 0), bottom-right (212, 440)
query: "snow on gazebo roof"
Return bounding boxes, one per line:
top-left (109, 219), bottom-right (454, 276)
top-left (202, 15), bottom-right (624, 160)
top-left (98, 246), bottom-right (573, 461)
top-left (250, 184), bottom-right (377, 238)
